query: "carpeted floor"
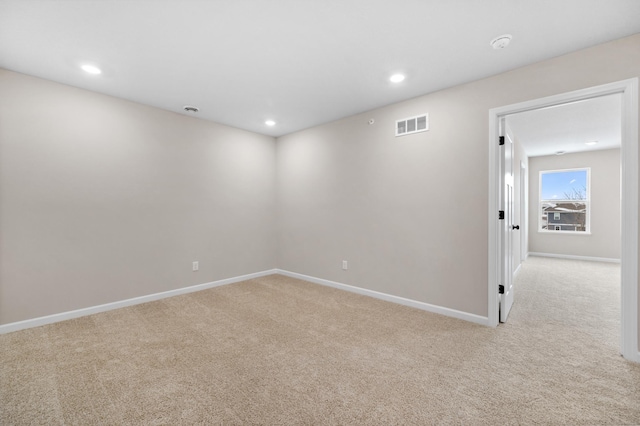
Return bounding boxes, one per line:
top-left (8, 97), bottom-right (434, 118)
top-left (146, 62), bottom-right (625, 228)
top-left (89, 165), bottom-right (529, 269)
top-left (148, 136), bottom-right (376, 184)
top-left (1, 256), bottom-right (639, 424)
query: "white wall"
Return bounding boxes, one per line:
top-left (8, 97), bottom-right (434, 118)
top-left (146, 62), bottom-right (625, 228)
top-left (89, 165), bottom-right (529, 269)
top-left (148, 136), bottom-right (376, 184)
top-left (528, 149), bottom-right (621, 260)
top-left (1, 34), bottom-right (639, 346)
top-left (0, 69), bottom-right (277, 324)
top-left (277, 34), bottom-right (640, 319)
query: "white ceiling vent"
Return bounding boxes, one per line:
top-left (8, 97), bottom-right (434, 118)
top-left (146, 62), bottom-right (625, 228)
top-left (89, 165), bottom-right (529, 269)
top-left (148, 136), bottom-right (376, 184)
top-left (396, 113), bottom-right (428, 137)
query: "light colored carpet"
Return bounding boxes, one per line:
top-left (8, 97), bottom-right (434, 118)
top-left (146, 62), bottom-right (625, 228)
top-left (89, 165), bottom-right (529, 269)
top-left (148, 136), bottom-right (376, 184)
top-left (1, 257), bottom-right (639, 424)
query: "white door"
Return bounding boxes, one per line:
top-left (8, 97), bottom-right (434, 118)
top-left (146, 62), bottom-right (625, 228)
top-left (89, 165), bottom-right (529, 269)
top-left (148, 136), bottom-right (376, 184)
top-left (520, 161), bottom-right (526, 263)
top-left (499, 126), bottom-right (515, 322)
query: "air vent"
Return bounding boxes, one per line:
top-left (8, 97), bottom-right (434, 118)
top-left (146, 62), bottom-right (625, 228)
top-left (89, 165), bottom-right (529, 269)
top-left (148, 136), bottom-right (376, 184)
top-left (396, 113), bottom-right (428, 137)
top-left (183, 105), bottom-right (199, 113)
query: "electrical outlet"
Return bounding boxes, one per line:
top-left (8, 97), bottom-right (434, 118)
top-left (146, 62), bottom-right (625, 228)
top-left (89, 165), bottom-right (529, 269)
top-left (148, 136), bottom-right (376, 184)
top-left (192, 261), bottom-right (199, 271)
top-left (342, 260), bottom-right (348, 270)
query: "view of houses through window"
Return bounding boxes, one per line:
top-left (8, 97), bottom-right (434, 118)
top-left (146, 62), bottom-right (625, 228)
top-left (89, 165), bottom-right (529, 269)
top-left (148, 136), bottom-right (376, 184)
top-left (539, 168), bottom-right (590, 232)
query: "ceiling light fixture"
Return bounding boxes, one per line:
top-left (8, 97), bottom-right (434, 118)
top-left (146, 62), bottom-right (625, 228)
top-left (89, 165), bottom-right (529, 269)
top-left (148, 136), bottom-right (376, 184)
top-left (265, 120), bottom-right (276, 126)
top-left (490, 34), bottom-right (512, 50)
top-left (555, 151), bottom-right (566, 156)
top-left (81, 64), bottom-right (102, 75)
top-left (390, 74), bottom-right (405, 83)
top-left (183, 105), bottom-right (199, 113)
top-left (585, 141), bottom-right (598, 146)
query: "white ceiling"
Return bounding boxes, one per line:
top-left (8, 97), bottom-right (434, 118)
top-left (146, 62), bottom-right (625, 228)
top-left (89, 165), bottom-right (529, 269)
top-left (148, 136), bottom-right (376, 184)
top-left (506, 94), bottom-right (622, 157)
top-left (1, 0), bottom-right (639, 137)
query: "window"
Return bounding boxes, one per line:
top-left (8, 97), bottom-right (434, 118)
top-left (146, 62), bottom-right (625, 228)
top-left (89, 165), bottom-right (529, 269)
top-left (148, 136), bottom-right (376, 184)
top-left (539, 168), bottom-right (590, 233)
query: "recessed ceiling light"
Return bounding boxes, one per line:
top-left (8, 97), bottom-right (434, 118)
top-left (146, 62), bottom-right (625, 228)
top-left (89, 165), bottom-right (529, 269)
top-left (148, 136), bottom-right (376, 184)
top-left (390, 74), bottom-right (405, 83)
top-left (265, 120), bottom-right (276, 126)
top-left (490, 34), bottom-right (512, 50)
top-left (81, 64), bottom-right (102, 75)
top-left (585, 141), bottom-right (598, 146)
top-left (555, 151), bottom-right (566, 156)
top-left (183, 105), bottom-right (199, 113)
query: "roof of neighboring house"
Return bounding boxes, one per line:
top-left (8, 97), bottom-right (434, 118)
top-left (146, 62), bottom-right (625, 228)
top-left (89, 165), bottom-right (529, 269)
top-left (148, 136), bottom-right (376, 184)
top-left (542, 202), bottom-right (586, 213)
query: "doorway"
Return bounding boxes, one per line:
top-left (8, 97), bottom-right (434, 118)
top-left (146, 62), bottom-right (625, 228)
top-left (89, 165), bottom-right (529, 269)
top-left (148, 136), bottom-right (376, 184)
top-left (488, 78), bottom-right (639, 362)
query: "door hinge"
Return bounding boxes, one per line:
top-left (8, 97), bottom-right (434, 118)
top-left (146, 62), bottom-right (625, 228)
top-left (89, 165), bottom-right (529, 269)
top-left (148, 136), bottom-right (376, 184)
top-left (499, 136), bottom-right (505, 146)
top-left (499, 210), bottom-right (505, 220)
top-left (499, 285), bottom-right (505, 294)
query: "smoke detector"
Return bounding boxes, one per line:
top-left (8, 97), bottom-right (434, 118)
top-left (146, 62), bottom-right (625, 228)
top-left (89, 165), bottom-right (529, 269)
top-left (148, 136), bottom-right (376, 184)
top-left (490, 34), bottom-right (512, 50)
top-left (183, 105), bottom-right (199, 113)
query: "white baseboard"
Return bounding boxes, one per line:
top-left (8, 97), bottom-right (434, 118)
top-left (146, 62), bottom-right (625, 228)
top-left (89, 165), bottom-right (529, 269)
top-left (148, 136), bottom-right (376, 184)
top-left (276, 269), bottom-right (489, 326)
top-left (514, 263), bottom-right (522, 277)
top-left (0, 269), bottom-right (278, 335)
top-left (528, 252), bottom-right (621, 263)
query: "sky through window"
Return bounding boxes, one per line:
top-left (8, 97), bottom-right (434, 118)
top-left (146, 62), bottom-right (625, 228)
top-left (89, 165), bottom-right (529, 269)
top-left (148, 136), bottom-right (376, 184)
top-left (541, 169), bottom-right (588, 200)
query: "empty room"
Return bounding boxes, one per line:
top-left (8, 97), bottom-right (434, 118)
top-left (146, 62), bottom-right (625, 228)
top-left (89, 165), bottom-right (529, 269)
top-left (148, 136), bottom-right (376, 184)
top-left (1, 1), bottom-right (640, 424)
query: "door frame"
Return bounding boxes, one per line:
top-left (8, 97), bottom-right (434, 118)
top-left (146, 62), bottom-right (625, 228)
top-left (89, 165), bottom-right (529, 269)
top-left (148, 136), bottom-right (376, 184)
top-left (488, 78), bottom-right (639, 362)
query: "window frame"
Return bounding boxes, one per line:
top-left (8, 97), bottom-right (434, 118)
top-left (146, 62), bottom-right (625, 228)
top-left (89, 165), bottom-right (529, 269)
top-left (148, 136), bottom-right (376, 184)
top-left (538, 167), bottom-right (591, 234)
